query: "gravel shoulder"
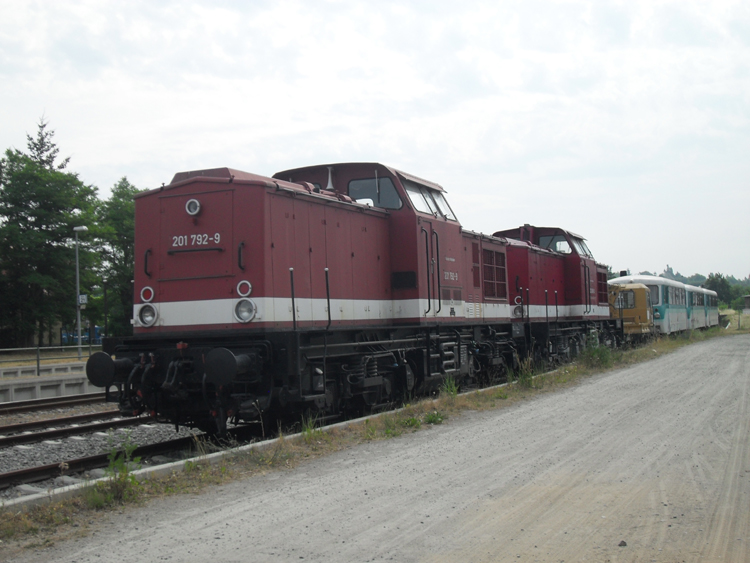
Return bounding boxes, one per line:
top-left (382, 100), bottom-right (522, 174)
top-left (6, 335), bottom-right (750, 563)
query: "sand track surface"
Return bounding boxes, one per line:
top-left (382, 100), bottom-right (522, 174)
top-left (8, 335), bottom-right (750, 562)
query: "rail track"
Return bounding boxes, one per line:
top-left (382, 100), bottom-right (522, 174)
top-left (0, 422), bottom-right (263, 493)
top-left (0, 436), bottom-right (197, 490)
top-left (0, 412), bottom-right (154, 448)
top-left (0, 393), bottom-right (106, 416)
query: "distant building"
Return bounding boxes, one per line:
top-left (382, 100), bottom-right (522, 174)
top-left (744, 295), bottom-right (750, 315)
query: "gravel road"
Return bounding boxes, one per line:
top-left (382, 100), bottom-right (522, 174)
top-left (7, 335), bottom-right (750, 563)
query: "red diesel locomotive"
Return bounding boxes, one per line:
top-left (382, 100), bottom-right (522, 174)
top-left (86, 162), bottom-right (619, 433)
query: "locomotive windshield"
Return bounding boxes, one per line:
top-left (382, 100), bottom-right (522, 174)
top-left (403, 179), bottom-right (457, 221)
top-left (570, 237), bottom-right (593, 258)
top-left (538, 234), bottom-right (571, 254)
top-left (348, 177), bottom-right (403, 209)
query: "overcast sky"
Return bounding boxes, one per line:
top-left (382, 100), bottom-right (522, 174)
top-left (1, 0), bottom-right (748, 279)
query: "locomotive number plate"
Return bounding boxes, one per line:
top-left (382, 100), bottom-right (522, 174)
top-left (172, 233), bottom-right (221, 247)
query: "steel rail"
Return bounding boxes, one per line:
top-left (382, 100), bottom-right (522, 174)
top-left (0, 393), bottom-right (106, 416)
top-left (0, 410), bottom-right (121, 434)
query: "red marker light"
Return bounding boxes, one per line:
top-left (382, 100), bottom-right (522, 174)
top-left (140, 286), bottom-right (154, 302)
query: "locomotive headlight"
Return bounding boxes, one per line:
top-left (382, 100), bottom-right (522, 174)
top-left (654, 310), bottom-right (661, 319)
top-left (138, 304), bottom-right (158, 327)
top-left (185, 198), bottom-right (201, 216)
top-left (513, 305), bottom-right (524, 318)
top-left (234, 298), bottom-right (257, 323)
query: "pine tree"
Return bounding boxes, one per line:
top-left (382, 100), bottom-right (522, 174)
top-left (25, 117), bottom-right (71, 171)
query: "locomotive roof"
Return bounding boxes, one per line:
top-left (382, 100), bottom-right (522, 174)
top-left (169, 167), bottom-right (274, 186)
top-left (274, 162), bottom-right (447, 193)
top-left (494, 225), bottom-right (586, 241)
top-left (135, 167), bottom-right (279, 199)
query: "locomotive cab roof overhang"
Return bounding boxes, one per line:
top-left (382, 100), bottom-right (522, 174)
top-left (494, 225), bottom-right (597, 258)
top-left (493, 225), bottom-right (586, 244)
top-left (274, 162), bottom-right (447, 193)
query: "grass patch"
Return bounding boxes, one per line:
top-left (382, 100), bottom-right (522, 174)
top-left (1, 327), bottom-right (747, 554)
top-left (440, 375), bottom-right (459, 400)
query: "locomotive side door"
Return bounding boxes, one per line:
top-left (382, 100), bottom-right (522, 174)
top-left (419, 218), bottom-right (463, 319)
top-left (420, 218), bottom-right (450, 319)
top-left (419, 219), bottom-right (437, 317)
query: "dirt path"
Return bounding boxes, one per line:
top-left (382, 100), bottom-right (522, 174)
top-left (8, 335), bottom-right (750, 562)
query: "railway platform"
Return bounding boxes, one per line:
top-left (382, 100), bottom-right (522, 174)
top-left (0, 365), bottom-right (94, 403)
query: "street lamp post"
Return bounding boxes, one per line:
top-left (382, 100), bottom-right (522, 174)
top-left (74, 226), bottom-right (88, 360)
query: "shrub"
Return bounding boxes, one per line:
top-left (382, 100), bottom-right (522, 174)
top-left (424, 410), bottom-right (444, 424)
top-left (580, 345), bottom-right (613, 369)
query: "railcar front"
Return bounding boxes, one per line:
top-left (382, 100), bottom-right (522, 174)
top-left (705, 289), bottom-right (720, 327)
top-left (608, 283), bottom-right (654, 342)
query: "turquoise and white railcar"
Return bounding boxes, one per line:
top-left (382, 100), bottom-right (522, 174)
top-left (703, 287), bottom-right (719, 327)
top-left (686, 285), bottom-right (708, 329)
top-left (608, 275), bottom-right (687, 335)
top-left (685, 285), bottom-right (719, 329)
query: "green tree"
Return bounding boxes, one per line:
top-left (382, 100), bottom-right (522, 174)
top-left (0, 120), bottom-right (98, 347)
top-left (704, 273), bottom-right (733, 305)
top-left (95, 177), bottom-right (142, 337)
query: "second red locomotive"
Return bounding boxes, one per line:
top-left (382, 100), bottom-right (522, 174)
top-left (87, 162), bottom-right (619, 433)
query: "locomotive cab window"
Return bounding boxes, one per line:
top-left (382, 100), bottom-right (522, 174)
top-left (403, 180), bottom-right (458, 221)
top-left (430, 191), bottom-right (458, 221)
top-left (570, 238), bottom-right (593, 258)
top-left (348, 177), bottom-right (403, 209)
top-left (538, 234), bottom-right (571, 254)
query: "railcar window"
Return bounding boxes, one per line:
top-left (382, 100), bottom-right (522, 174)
top-left (614, 290), bottom-right (636, 309)
top-left (348, 177), bottom-right (403, 209)
top-left (647, 284), bottom-right (659, 305)
top-left (538, 235), bottom-right (571, 254)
